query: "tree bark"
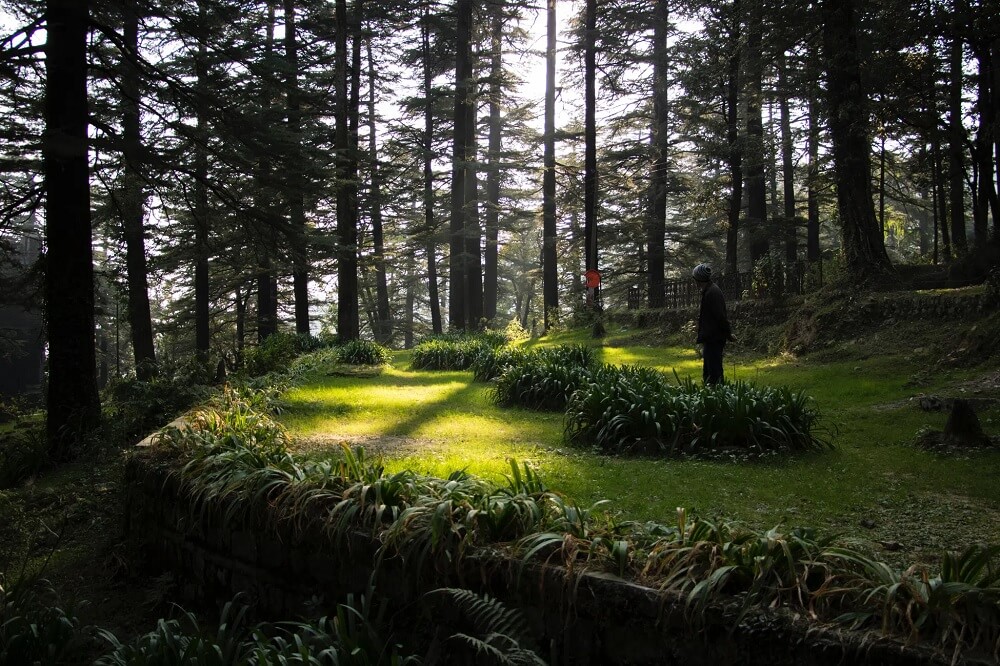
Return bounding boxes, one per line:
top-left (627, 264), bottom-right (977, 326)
top-left (421, 15), bottom-right (442, 334)
top-left (745, 0), bottom-right (769, 266)
top-left (584, 0), bottom-right (599, 293)
top-left (120, 0), bottom-right (156, 378)
top-left (974, 49), bottom-right (996, 245)
top-left (806, 45), bottom-right (821, 263)
top-left (725, 0), bottom-right (742, 275)
top-left (194, 5), bottom-right (211, 356)
top-left (285, 0), bottom-right (310, 335)
top-left (778, 52), bottom-right (796, 265)
top-left (820, 0), bottom-right (892, 280)
top-left (449, 0), bottom-right (473, 330)
top-left (44, 0), bottom-right (101, 455)
top-left (948, 31), bottom-right (968, 256)
top-left (647, 0), bottom-right (669, 309)
top-left (366, 37), bottom-right (391, 342)
top-left (484, 10), bottom-right (502, 323)
top-left (335, 0), bottom-right (359, 340)
top-left (542, 0), bottom-right (558, 330)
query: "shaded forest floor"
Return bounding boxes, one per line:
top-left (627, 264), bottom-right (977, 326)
top-left (1, 286), bottom-right (998, 649)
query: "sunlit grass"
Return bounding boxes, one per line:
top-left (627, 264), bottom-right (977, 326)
top-left (278, 325), bottom-right (1000, 561)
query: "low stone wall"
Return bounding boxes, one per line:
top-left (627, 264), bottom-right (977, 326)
top-left (123, 448), bottom-right (981, 666)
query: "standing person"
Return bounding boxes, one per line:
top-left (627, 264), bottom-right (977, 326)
top-left (693, 264), bottom-right (734, 384)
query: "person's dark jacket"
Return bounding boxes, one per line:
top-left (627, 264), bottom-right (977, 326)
top-left (696, 282), bottom-right (733, 344)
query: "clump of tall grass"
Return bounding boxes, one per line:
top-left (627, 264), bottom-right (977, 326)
top-left (564, 368), bottom-right (827, 456)
top-left (336, 339), bottom-right (392, 366)
top-left (410, 333), bottom-right (502, 371)
top-left (486, 345), bottom-right (596, 410)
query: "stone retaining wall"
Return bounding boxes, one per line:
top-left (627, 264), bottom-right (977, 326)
top-left (123, 448), bottom-right (983, 666)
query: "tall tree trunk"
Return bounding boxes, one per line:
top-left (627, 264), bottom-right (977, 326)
top-left (285, 0), bottom-right (310, 335)
top-left (44, 0), bottom-right (100, 455)
top-left (449, 0), bottom-right (473, 330)
top-left (974, 49), bottom-right (996, 244)
top-left (745, 0), bottom-right (769, 266)
top-left (421, 16), bottom-right (442, 334)
top-left (820, 0), bottom-right (892, 280)
top-left (194, 7), bottom-right (211, 356)
top-left (933, 137), bottom-right (951, 261)
top-left (806, 45), bottom-right (821, 263)
top-left (647, 0), bottom-right (669, 309)
top-left (366, 37), bottom-right (391, 342)
top-left (120, 0), bottom-right (156, 378)
top-left (993, 37), bottom-right (1000, 237)
top-left (778, 51), bottom-right (796, 265)
top-left (542, 0), bottom-right (558, 329)
top-left (948, 31), bottom-right (968, 256)
top-left (464, 66), bottom-right (482, 329)
top-left (256, 2), bottom-right (277, 341)
top-left (335, 0), bottom-right (359, 340)
top-left (584, 0), bottom-right (599, 302)
top-left (483, 11), bottom-right (502, 323)
top-left (725, 0), bottom-right (742, 275)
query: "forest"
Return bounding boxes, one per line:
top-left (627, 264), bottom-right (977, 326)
top-left (1, 0), bottom-right (999, 663)
top-left (1, 0), bottom-right (997, 448)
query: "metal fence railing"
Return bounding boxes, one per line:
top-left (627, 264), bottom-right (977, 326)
top-left (627, 260), bottom-right (819, 310)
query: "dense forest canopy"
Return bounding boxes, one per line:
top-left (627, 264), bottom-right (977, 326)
top-left (0, 0), bottom-right (997, 449)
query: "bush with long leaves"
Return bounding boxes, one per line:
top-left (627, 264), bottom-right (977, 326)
top-left (337, 339), bottom-right (392, 366)
top-left (410, 338), bottom-right (493, 371)
top-left (488, 345), bottom-right (597, 411)
top-left (564, 367), bottom-right (827, 455)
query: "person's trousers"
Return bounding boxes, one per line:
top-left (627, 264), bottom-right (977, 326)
top-left (702, 340), bottom-right (725, 385)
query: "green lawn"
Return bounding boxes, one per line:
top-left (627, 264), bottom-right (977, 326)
top-left (279, 327), bottom-right (1000, 565)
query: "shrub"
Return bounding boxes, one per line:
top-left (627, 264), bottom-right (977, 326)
top-left (411, 337), bottom-right (493, 371)
top-left (564, 368), bottom-right (827, 456)
top-left (0, 425), bottom-right (47, 489)
top-left (103, 375), bottom-right (213, 446)
top-left (471, 345), bottom-right (532, 382)
top-left (241, 332), bottom-right (322, 377)
top-left (489, 345), bottom-right (596, 411)
top-left (336, 339), bottom-right (392, 366)
top-left (0, 574), bottom-right (93, 665)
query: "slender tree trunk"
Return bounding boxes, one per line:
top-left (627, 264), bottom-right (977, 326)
top-left (745, 0), bottom-right (768, 266)
top-left (235, 286), bottom-right (246, 362)
top-left (120, 0), bottom-right (156, 378)
top-left (449, 0), bottom-right (473, 330)
top-left (647, 0), bottom-right (669, 309)
top-left (948, 31), bottom-right (968, 256)
top-left (806, 47), bottom-right (821, 262)
top-left (256, 3), bottom-right (277, 341)
top-left (194, 9), bottom-right (211, 356)
top-left (285, 0), bottom-right (310, 335)
top-left (335, 0), bottom-right (359, 340)
top-left (542, 0), bottom-right (558, 329)
top-left (484, 11), bottom-right (502, 323)
top-left (366, 37), bottom-right (391, 342)
top-left (993, 38), bottom-right (1000, 237)
top-left (725, 0), bottom-right (742, 275)
top-left (44, 0), bottom-right (100, 455)
top-left (820, 0), bottom-right (892, 280)
top-left (933, 137), bottom-right (951, 261)
top-left (464, 64), bottom-right (482, 330)
top-left (421, 17), bottom-right (442, 334)
top-left (584, 0), bottom-right (599, 302)
top-left (778, 51), bottom-right (796, 265)
top-left (974, 49), bottom-right (996, 244)
top-left (878, 134), bottom-right (886, 239)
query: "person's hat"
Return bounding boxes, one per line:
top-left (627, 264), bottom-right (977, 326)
top-left (692, 264), bottom-right (712, 282)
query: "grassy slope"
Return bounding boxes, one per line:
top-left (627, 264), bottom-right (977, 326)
top-left (281, 319), bottom-right (1000, 567)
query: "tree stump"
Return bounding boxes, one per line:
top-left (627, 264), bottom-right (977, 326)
top-left (943, 399), bottom-right (989, 446)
